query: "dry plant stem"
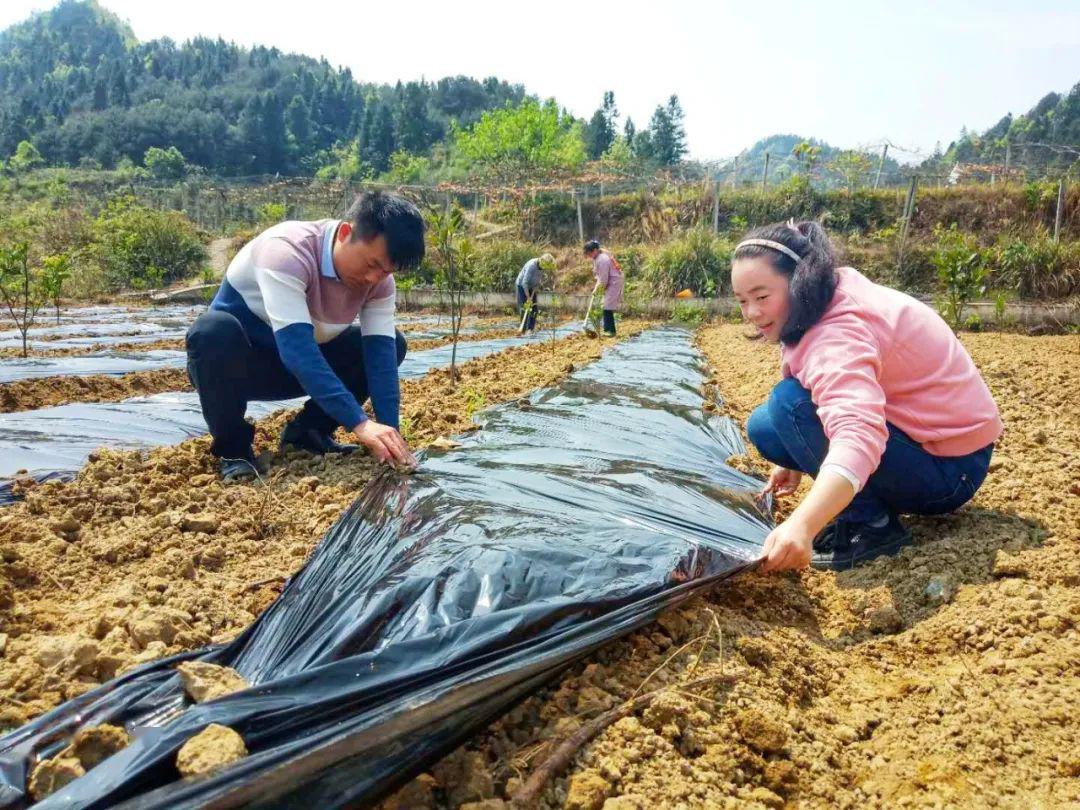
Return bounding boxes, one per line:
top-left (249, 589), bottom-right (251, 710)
top-left (510, 672), bottom-right (741, 808)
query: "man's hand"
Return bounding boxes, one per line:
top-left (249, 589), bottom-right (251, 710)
top-left (760, 466), bottom-right (803, 498)
top-left (759, 517), bottom-right (813, 572)
top-left (353, 420), bottom-right (416, 468)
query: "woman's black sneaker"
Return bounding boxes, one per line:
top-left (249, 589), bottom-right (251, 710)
top-left (811, 514), bottom-right (912, 571)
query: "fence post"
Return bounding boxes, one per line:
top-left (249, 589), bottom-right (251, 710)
top-left (1054, 178), bottom-right (1065, 242)
top-left (899, 175), bottom-right (919, 252)
top-left (713, 181), bottom-right (720, 233)
top-left (574, 188), bottom-right (585, 243)
top-left (761, 152), bottom-right (770, 190)
top-left (874, 144), bottom-right (889, 189)
top-left (1004, 141), bottom-right (1011, 181)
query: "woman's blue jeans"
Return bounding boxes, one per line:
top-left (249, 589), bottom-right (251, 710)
top-left (746, 378), bottom-right (993, 524)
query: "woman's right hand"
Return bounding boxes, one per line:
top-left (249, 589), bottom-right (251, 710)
top-left (760, 466), bottom-right (802, 498)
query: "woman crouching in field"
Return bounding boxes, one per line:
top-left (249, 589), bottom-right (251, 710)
top-left (732, 221), bottom-right (1002, 572)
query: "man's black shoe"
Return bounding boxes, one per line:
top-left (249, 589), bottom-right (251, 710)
top-left (279, 421), bottom-right (359, 456)
top-left (219, 453), bottom-right (268, 482)
top-left (811, 513), bottom-right (912, 571)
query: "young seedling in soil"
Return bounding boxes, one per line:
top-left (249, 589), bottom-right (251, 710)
top-left (427, 205), bottom-right (474, 385)
top-left (39, 253), bottom-right (72, 326)
top-left (0, 242), bottom-right (45, 358)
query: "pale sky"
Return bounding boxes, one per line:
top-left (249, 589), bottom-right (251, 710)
top-left (3, 0), bottom-right (1079, 162)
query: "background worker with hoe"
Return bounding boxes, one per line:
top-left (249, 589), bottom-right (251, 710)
top-left (584, 239), bottom-right (624, 336)
top-left (515, 252), bottom-right (554, 333)
top-left (186, 192), bottom-right (423, 480)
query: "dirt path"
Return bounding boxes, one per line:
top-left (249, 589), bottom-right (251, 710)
top-left (0, 323), bottom-right (649, 728)
top-left (376, 324), bottom-right (1079, 810)
top-left (207, 237), bottom-right (234, 278)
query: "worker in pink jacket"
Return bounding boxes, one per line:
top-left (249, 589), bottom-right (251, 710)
top-left (584, 240), bottom-right (624, 336)
top-left (731, 221), bottom-right (1002, 572)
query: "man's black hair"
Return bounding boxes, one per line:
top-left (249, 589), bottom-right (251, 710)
top-left (347, 191), bottom-right (425, 271)
top-left (583, 239), bottom-right (601, 254)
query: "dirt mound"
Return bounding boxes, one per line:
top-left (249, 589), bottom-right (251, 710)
top-left (0, 321), bottom-right (534, 413)
top-left (0, 368), bottom-right (190, 413)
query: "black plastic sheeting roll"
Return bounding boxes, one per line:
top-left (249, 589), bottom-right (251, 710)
top-left (0, 327), bottom-right (769, 809)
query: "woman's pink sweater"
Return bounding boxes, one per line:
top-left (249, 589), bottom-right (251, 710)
top-left (780, 267), bottom-right (1003, 487)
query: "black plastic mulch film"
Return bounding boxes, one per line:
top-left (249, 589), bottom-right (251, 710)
top-left (0, 326), bottom-right (769, 809)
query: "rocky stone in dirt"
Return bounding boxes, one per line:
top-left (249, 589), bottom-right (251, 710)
top-left (433, 749), bottom-right (494, 807)
top-left (601, 797), bottom-right (648, 810)
top-left (175, 723), bottom-right (247, 777)
top-left (748, 786), bottom-right (785, 808)
top-left (565, 770), bottom-right (612, 810)
top-left (180, 513), bottom-right (220, 534)
top-left (867, 603), bottom-right (904, 634)
top-left (125, 606), bottom-right (190, 649)
top-left (65, 724), bottom-right (129, 769)
top-left (457, 801), bottom-right (509, 810)
top-left (177, 665), bottom-right (248, 704)
top-left (198, 545), bottom-right (227, 571)
top-left (177, 661), bottom-right (250, 703)
top-left (992, 549), bottom-right (1028, 578)
top-left (33, 635), bottom-right (99, 676)
top-left (922, 574), bottom-right (956, 606)
top-left (429, 436), bottom-right (463, 450)
top-left (379, 773), bottom-right (437, 809)
top-left (28, 755), bottom-right (84, 801)
top-left (734, 708), bottom-right (788, 754)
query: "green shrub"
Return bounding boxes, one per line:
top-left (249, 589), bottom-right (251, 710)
top-left (469, 239), bottom-right (539, 292)
top-left (143, 146), bottom-right (188, 180)
top-left (671, 300), bottom-right (707, 325)
top-left (992, 232), bottom-right (1080, 299)
top-left (257, 202), bottom-right (288, 227)
top-left (641, 227), bottom-right (732, 297)
top-left (931, 224), bottom-right (987, 329)
top-left (91, 196), bottom-right (206, 290)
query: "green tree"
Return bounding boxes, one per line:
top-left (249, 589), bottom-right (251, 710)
top-left (9, 140), bottom-right (44, 172)
top-left (39, 252), bottom-right (72, 325)
top-left (285, 94), bottom-right (312, 152)
top-left (0, 242), bottom-right (43, 357)
top-left (384, 150), bottom-right (431, 184)
top-left (583, 91), bottom-right (618, 160)
top-left (427, 205), bottom-right (472, 382)
top-left (143, 145), bottom-right (187, 179)
top-left (829, 150), bottom-right (873, 191)
top-left (454, 98), bottom-right (585, 182)
top-left (792, 141), bottom-right (821, 173)
top-left (646, 95), bottom-right (687, 166)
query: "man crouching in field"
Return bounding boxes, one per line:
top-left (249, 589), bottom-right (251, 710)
top-left (186, 192), bottom-right (422, 480)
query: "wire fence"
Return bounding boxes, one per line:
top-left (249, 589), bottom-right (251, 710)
top-left (6, 144), bottom-right (1077, 238)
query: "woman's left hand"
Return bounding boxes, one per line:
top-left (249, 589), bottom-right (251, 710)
top-left (760, 517), bottom-right (814, 572)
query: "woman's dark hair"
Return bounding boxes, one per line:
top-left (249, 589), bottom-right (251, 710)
top-left (583, 239), bottom-right (601, 254)
top-left (347, 191), bottom-right (425, 271)
top-left (733, 220), bottom-right (837, 344)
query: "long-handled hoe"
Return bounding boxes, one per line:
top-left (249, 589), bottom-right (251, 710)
top-left (581, 283), bottom-right (600, 338)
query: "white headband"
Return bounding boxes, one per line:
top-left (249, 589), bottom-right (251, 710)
top-left (735, 238), bottom-right (802, 264)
